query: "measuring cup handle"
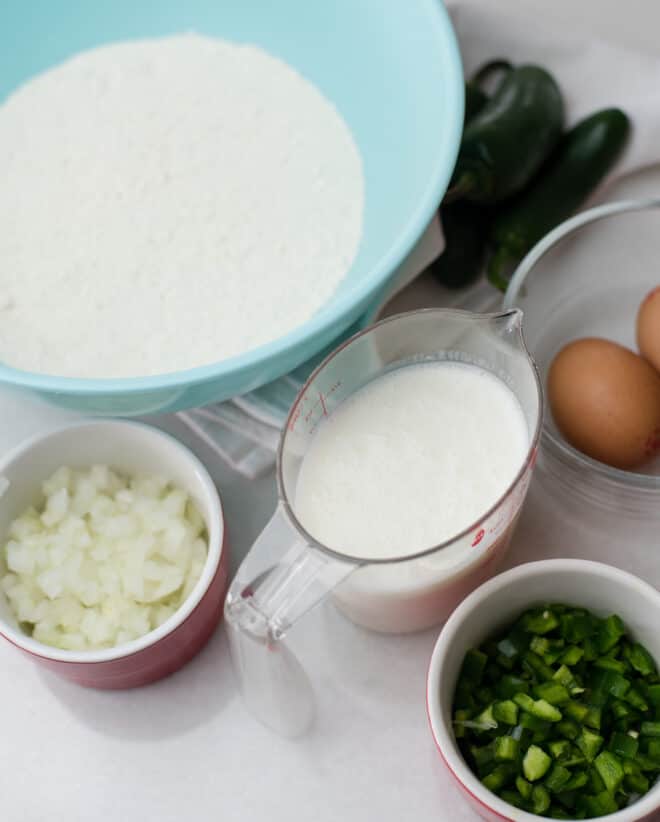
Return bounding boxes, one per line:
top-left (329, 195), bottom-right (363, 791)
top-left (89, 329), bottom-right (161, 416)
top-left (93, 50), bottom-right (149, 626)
top-left (224, 504), bottom-right (357, 735)
top-left (225, 503), bottom-right (357, 640)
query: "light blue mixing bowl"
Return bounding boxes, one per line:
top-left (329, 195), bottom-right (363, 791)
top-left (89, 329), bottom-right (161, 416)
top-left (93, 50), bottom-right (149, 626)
top-left (0, 0), bottom-right (463, 415)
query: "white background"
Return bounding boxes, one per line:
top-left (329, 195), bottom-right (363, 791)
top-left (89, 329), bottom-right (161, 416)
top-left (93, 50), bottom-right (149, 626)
top-left (0, 2), bottom-right (657, 820)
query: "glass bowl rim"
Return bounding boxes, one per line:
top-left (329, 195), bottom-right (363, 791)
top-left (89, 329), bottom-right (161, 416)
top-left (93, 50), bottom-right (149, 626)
top-left (503, 197), bottom-right (660, 494)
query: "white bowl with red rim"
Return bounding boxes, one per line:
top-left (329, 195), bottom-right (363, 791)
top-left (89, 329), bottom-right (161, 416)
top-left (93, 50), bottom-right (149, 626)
top-left (426, 559), bottom-right (660, 822)
top-left (0, 419), bottom-right (228, 689)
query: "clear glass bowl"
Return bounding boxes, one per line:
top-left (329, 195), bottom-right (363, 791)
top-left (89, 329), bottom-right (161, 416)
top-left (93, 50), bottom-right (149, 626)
top-left (503, 198), bottom-right (660, 518)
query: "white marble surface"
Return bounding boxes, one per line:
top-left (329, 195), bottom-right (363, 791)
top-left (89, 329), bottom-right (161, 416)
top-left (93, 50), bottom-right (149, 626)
top-left (1, 3), bottom-right (658, 821)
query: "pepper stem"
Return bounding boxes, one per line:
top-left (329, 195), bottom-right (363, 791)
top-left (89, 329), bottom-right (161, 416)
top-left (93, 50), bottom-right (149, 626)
top-left (470, 59), bottom-right (514, 89)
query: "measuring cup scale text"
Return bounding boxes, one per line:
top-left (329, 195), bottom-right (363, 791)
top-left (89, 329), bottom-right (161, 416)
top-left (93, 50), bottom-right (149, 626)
top-left (225, 309), bottom-right (542, 733)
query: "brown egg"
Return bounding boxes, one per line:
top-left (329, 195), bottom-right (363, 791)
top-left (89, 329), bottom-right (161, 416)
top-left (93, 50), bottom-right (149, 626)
top-left (637, 286), bottom-right (660, 373)
top-left (547, 337), bottom-right (660, 470)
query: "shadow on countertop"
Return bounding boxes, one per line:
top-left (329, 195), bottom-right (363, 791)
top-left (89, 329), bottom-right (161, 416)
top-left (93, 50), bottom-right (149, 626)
top-left (37, 625), bottom-right (236, 741)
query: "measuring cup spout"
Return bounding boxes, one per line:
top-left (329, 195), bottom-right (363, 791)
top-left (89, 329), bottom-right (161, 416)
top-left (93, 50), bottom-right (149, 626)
top-left (490, 307), bottom-right (524, 339)
top-left (224, 504), bottom-right (358, 734)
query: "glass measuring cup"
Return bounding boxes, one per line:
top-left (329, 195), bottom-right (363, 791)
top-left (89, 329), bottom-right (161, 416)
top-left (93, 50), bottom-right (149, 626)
top-left (225, 309), bottom-right (542, 735)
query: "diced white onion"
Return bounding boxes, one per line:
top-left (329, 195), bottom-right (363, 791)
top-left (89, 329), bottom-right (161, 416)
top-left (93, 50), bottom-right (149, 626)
top-left (0, 466), bottom-right (208, 651)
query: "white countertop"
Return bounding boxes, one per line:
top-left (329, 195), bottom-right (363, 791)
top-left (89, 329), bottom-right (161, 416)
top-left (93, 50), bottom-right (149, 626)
top-left (1, 3), bottom-right (658, 821)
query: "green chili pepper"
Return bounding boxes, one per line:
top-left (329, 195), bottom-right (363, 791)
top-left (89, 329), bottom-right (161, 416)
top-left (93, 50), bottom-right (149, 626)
top-left (487, 108), bottom-right (630, 290)
top-left (448, 65), bottom-right (564, 205)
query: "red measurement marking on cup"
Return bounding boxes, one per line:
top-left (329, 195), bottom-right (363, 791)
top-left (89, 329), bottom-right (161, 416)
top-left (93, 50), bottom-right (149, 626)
top-left (471, 528), bottom-right (485, 547)
top-left (288, 404), bottom-right (302, 432)
top-left (290, 380), bottom-right (343, 433)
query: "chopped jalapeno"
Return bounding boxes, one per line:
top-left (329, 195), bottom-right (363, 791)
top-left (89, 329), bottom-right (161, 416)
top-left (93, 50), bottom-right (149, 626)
top-left (452, 604), bottom-right (660, 817)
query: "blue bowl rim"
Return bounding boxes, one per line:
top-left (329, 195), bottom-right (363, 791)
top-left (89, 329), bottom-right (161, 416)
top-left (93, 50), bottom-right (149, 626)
top-left (0, 1), bottom-right (464, 396)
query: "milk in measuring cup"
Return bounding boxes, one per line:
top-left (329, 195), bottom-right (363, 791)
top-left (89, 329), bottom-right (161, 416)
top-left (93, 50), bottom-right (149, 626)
top-left (294, 361), bottom-right (530, 632)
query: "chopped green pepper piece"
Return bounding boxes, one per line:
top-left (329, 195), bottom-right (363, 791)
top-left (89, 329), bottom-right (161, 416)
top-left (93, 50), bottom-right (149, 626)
top-left (561, 771), bottom-right (588, 791)
top-left (641, 720), bottom-right (660, 737)
top-left (453, 708), bottom-right (472, 739)
top-left (544, 763), bottom-right (571, 793)
top-left (625, 687), bottom-right (648, 711)
top-left (635, 753), bottom-right (660, 772)
top-left (523, 608), bottom-right (560, 635)
top-left (548, 740), bottom-right (571, 761)
top-left (523, 651), bottom-right (556, 681)
top-left (584, 706), bottom-right (602, 731)
top-left (481, 763), bottom-right (515, 792)
top-left (520, 713), bottom-right (551, 734)
top-left (560, 612), bottom-right (596, 642)
top-left (646, 683), bottom-right (660, 707)
top-left (469, 742), bottom-right (495, 773)
top-left (493, 736), bottom-right (519, 762)
top-left (555, 790), bottom-right (577, 812)
top-left (475, 686), bottom-right (494, 705)
top-left (548, 808), bottom-right (571, 819)
top-left (496, 674), bottom-right (529, 700)
top-left (558, 645), bottom-right (584, 667)
top-left (593, 655), bottom-right (627, 674)
top-left (576, 727), bottom-right (603, 762)
top-left (514, 693), bottom-right (562, 722)
top-left (454, 680), bottom-right (476, 711)
top-left (608, 730), bottom-right (638, 759)
top-left (530, 636), bottom-right (565, 664)
top-left (523, 745), bottom-right (552, 781)
top-left (552, 664), bottom-right (583, 696)
top-left (473, 704), bottom-right (497, 732)
top-left (582, 636), bottom-right (598, 662)
top-left (556, 719), bottom-right (579, 740)
top-left (623, 759), bottom-right (650, 793)
top-left (531, 784), bottom-right (551, 814)
top-left (646, 738), bottom-right (660, 762)
top-left (561, 753), bottom-right (586, 768)
top-left (611, 700), bottom-right (632, 720)
top-left (564, 701), bottom-right (589, 722)
top-left (533, 681), bottom-right (570, 706)
top-left (588, 767), bottom-right (606, 793)
top-left (578, 790), bottom-right (619, 816)
top-left (591, 668), bottom-right (631, 700)
top-left (597, 614), bottom-right (626, 653)
top-left (515, 775), bottom-right (532, 800)
top-left (492, 700), bottom-right (519, 725)
top-left (461, 648), bottom-right (488, 684)
top-left (552, 665), bottom-right (573, 687)
top-left (499, 789), bottom-right (525, 809)
top-left (625, 642), bottom-right (657, 676)
top-left (594, 750), bottom-right (624, 793)
top-left (625, 770), bottom-right (650, 794)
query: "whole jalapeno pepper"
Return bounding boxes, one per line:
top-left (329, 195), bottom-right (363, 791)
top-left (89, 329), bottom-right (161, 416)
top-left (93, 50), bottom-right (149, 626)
top-left (488, 108), bottom-right (631, 290)
top-left (449, 65), bottom-right (564, 205)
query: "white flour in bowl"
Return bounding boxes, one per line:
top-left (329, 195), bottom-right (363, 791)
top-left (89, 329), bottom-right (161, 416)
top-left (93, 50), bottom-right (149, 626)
top-left (0, 35), bottom-right (363, 378)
